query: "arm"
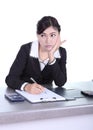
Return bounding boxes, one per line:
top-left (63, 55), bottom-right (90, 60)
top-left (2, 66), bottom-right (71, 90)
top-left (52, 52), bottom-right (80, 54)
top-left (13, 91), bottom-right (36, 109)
top-left (43, 47), bottom-right (67, 87)
top-left (47, 35), bottom-right (67, 86)
top-left (50, 47), bottom-right (67, 87)
top-left (5, 43), bottom-right (31, 89)
top-left (5, 42), bottom-right (45, 94)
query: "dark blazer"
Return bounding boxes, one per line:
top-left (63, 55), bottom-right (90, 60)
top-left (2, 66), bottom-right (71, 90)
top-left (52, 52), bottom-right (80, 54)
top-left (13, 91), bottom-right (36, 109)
top-left (5, 42), bottom-right (67, 90)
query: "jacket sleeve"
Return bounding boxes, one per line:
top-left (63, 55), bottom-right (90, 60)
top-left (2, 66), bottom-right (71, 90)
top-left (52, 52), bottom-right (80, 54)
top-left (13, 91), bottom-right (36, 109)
top-left (43, 47), bottom-right (67, 87)
top-left (5, 43), bottom-right (30, 90)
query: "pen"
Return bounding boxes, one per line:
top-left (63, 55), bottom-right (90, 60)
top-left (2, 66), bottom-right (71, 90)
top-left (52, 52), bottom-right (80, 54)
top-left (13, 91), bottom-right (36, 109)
top-left (30, 77), bottom-right (47, 94)
top-left (30, 77), bottom-right (36, 83)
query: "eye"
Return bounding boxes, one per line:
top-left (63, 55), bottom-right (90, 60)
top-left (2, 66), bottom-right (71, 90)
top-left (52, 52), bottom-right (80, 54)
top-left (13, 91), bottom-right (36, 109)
top-left (51, 33), bottom-right (56, 37)
top-left (40, 34), bottom-right (45, 37)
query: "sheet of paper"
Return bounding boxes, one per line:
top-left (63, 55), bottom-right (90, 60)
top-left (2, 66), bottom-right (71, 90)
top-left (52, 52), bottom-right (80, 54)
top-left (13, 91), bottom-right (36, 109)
top-left (16, 88), bottom-right (66, 103)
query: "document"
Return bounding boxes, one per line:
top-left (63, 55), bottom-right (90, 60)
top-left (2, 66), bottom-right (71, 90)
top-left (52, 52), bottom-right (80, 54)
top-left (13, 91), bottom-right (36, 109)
top-left (16, 88), bottom-right (66, 103)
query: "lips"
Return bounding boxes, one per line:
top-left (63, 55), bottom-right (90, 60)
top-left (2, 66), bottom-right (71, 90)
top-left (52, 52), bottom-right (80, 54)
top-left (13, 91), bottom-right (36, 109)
top-left (45, 45), bottom-right (52, 48)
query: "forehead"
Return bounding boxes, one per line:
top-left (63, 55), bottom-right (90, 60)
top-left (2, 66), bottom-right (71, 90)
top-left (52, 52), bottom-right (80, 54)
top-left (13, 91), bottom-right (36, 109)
top-left (43, 26), bottom-right (58, 34)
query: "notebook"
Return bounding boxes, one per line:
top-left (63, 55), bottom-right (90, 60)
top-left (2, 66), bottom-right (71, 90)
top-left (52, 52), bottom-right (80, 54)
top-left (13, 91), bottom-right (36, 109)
top-left (16, 88), bottom-right (66, 103)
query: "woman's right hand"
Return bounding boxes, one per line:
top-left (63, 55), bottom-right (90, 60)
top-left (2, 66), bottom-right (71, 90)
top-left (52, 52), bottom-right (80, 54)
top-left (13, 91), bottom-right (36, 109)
top-left (24, 83), bottom-right (45, 94)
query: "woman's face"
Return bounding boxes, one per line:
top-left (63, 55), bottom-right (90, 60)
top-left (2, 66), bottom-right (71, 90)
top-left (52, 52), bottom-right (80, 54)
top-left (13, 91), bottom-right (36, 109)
top-left (37, 26), bottom-right (59, 52)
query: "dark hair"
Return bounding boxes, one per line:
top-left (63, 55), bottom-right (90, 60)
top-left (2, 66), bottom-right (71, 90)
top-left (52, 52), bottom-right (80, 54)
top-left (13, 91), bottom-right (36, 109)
top-left (36, 16), bottom-right (61, 34)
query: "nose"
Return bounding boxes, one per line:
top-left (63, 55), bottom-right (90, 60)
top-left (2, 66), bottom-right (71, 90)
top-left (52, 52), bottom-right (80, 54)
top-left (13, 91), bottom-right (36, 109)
top-left (46, 36), bottom-right (51, 44)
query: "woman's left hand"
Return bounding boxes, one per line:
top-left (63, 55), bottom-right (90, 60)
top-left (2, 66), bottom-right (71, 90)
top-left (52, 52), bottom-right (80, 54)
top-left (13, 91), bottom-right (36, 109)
top-left (48, 36), bottom-right (66, 62)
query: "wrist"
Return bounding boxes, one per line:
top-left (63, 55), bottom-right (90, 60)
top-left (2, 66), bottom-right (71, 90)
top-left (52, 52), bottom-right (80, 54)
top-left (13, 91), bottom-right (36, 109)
top-left (48, 58), bottom-right (56, 65)
top-left (24, 83), bottom-right (31, 91)
top-left (48, 52), bottom-right (54, 60)
top-left (21, 82), bottom-right (28, 91)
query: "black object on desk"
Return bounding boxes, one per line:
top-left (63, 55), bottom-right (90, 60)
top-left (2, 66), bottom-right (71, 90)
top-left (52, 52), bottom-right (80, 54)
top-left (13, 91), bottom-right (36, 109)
top-left (52, 87), bottom-right (84, 99)
top-left (81, 90), bottom-right (93, 97)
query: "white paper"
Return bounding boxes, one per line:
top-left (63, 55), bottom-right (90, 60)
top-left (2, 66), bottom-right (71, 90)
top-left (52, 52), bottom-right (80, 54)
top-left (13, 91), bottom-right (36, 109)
top-left (16, 88), bottom-right (66, 103)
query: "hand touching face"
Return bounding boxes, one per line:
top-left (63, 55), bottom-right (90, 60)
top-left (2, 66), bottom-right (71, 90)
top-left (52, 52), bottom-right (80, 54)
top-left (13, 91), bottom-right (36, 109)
top-left (37, 26), bottom-right (66, 52)
top-left (37, 26), bottom-right (66, 62)
top-left (37, 26), bottom-right (60, 52)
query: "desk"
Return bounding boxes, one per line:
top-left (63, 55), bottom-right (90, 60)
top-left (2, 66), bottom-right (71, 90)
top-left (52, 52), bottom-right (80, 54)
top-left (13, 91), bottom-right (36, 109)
top-left (0, 81), bottom-right (93, 130)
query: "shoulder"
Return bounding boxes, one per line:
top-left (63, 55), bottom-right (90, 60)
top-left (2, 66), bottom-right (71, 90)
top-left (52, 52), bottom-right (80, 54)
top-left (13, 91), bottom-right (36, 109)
top-left (16, 42), bottom-right (33, 57)
top-left (20, 42), bottom-right (32, 50)
top-left (19, 42), bottom-right (32, 53)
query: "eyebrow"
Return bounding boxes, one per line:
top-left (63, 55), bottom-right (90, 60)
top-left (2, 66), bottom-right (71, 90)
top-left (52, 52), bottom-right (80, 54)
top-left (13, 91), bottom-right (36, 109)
top-left (42, 32), bottom-right (57, 35)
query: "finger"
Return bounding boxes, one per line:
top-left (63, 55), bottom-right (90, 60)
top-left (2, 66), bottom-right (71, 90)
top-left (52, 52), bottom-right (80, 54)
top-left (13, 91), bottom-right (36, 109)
top-left (31, 87), bottom-right (42, 94)
top-left (37, 86), bottom-right (45, 92)
top-left (61, 40), bottom-right (67, 44)
top-left (35, 87), bottom-right (44, 94)
top-left (37, 84), bottom-right (45, 90)
top-left (34, 89), bottom-right (42, 94)
top-left (33, 84), bottom-right (45, 93)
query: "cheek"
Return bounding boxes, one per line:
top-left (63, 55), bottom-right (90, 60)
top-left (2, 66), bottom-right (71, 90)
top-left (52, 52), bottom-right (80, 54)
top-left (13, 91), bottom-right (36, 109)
top-left (39, 41), bottom-right (45, 48)
top-left (52, 40), bottom-right (56, 45)
top-left (38, 38), bottom-right (43, 45)
top-left (41, 41), bottom-right (45, 46)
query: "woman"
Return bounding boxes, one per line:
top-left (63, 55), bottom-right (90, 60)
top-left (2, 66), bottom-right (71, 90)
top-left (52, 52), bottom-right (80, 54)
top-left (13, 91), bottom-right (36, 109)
top-left (5, 16), bottom-right (67, 94)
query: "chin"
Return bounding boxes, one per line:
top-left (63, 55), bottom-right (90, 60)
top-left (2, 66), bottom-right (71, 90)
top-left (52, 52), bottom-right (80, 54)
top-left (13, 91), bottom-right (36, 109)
top-left (46, 48), bottom-right (52, 52)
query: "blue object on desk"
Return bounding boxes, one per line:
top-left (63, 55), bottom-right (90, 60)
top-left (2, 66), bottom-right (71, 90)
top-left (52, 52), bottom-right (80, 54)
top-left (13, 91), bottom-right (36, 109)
top-left (5, 93), bottom-right (25, 102)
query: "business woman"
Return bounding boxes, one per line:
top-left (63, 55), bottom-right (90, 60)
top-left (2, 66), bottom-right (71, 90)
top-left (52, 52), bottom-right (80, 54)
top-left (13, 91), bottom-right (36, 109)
top-left (5, 16), bottom-right (67, 94)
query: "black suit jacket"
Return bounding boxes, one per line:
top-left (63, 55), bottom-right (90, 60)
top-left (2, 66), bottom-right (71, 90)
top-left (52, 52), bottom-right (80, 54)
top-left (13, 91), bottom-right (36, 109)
top-left (5, 42), bottom-right (67, 89)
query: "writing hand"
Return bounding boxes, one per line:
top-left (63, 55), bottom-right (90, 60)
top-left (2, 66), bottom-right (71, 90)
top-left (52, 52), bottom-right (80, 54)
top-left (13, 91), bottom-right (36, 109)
top-left (24, 83), bottom-right (45, 94)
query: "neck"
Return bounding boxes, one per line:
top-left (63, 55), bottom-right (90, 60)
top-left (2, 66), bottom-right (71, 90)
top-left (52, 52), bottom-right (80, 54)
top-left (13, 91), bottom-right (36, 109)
top-left (39, 46), bottom-right (48, 61)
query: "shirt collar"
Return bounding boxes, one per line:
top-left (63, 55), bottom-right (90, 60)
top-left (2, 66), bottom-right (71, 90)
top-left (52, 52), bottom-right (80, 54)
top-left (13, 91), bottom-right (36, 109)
top-left (30, 41), bottom-right (61, 58)
top-left (30, 41), bottom-right (38, 58)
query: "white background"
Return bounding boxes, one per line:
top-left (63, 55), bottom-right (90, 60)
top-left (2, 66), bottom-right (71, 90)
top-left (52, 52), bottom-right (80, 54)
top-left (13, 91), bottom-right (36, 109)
top-left (0, 1), bottom-right (93, 129)
top-left (0, 0), bottom-right (93, 87)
